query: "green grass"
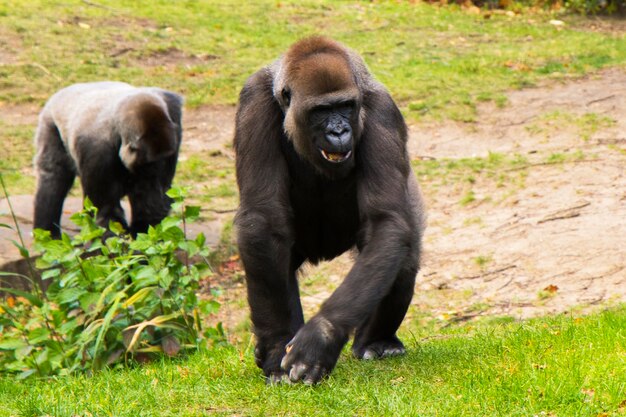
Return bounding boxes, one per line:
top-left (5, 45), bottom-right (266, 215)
top-left (526, 110), bottom-right (617, 141)
top-left (413, 151), bottom-right (530, 206)
top-left (0, 0), bottom-right (625, 118)
top-left (411, 149), bottom-right (600, 207)
top-left (175, 152), bottom-right (238, 213)
top-left (2, 1), bottom-right (625, 190)
top-left (1, 307), bottom-right (625, 416)
top-left (0, 122), bottom-right (36, 195)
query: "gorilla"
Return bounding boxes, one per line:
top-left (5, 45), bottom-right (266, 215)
top-left (33, 82), bottom-right (183, 238)
top-left (234, 36), bottom-right (426, 384)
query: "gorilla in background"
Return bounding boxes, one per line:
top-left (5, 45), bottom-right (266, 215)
top-left (234, 36), bottom-right (426, 384)
top-left (33, 82), bottom-right (183, 238)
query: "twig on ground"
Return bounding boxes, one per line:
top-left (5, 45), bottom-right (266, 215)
top-left (82, 0), bottom-right (119, 11)
top-left (582, 266), bottom-right (625, 290)
top-left (29, 63), bottom-right (61, 81)
top-left (595, 138), bottom-right (626, 145)
top-left (207, 208), bottom-right (237, 214)
top-left (496, 276), bottom-right (515, 291)
top-left (577, 294), bottom-right (605, 305)
top-left (586, 95), bottom-right (616, 106)
top-left (440, 312), bottom-right (483, 328)
top-left (110, 47), bottom-right (133, 58)
top-left (505, 158), bottom-right (602, 172)
top-left (457, 264), bottom-right (517, 280)
top-left (497, 115), bottom-right (537, 127)
top-left (538, 201), bottom-right (590, 224)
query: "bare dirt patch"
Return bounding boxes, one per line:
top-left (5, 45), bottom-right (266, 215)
top-left (0, 27), bottom-right (22, 66)
top-left (408, 67), bottom-right (626, 320)
top-left (137, 47), bottom-right (220, 69)
top-left (181, 105), bottom-right (236, 155)
top-left (0, 103), bottom-right (40, 126)
top-left (1, 68), bottom-right (624, 330)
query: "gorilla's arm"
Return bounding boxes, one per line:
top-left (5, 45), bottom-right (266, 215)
top-left (279, 89), bottom-right (421, 382)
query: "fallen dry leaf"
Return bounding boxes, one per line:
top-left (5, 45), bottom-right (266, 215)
top-left (543, 284), bottom-right (559, 294)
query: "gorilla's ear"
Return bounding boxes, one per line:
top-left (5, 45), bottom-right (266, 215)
top-left (119, 142), bottom-right (139, 171)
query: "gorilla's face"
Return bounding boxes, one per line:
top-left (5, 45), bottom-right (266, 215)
top-left (281, 85), bottom-right (362, 178)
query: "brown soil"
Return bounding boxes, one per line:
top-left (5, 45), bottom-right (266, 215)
top-left (410, 68), bottom-right (626, 320)
top-left (1, 68), bottom-right (624, 331)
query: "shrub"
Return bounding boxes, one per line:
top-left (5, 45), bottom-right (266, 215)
top-left (429, 0), bottom-right (625, 14)
top-left (564, 0), bottom-right (625, 14)
top-left (0, 184), bottom-right (223, 378)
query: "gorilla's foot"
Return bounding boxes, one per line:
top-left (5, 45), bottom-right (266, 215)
top-left (352, 336), bottom-right (406, 360)
top-left (265, 371), bottom-right (292, 385)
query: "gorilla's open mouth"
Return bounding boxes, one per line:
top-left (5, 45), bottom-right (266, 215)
top-left (320, 149), bottom-right (352, 163)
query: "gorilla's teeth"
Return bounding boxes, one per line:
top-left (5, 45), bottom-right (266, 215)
top-left (321, 149), bottom-right (351, 163)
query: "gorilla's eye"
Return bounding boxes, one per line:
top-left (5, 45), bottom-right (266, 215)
top-left (282, 89), bottom-right (291, 106)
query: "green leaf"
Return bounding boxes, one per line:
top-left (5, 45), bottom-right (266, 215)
top-left (199, 300), bottom-right (221, 315)
top-left (0, 287), bottom-right (43, 308)
top-left (93, 295), bottom-right (123, 368)
top-left (133, 266), bottom-right (158, 287)
top-left (55, 287), bottom-right (86, 305)
top-left (17, 369), bottom-right (37, 380)
top-left (158, 268), bottom-right (173, 289)
top-left (160, 216), bottom-right (181, 231)
top-left (0, 338), bottom-right (28, 350)
top-left (28, 327), bottom-right (51, 344)
top-left (79, 292), bottom-right (101, 313)
top-left (59, 318), bottom-right (80, 335)
top-left (178, 240), bottom-right (199, 257)
top-left (15, 344), bottom-right (34, 360)
top-left (183, 205), bottom-right (200, 220)
top-left (166, 186), bottom-right (187, 200)
top-left (0, 222), bottom-right (13, 230)
top-left (108, 220), bottom-right (126, 236)
top-left (195, 232), bottom-right (206, 247)
top-left (10, 239), bottom-right (29, 258)
top-left (41, 268), bottom-right (61, 281)
top-left (122, 286), bottom-right (155, 308)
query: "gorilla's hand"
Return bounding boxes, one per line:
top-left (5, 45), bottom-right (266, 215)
top-left (280, 316), bottom-right (347, 384)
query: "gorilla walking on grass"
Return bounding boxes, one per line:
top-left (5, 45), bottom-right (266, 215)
top-left (234, 36), bottom-right (426, 384)
top-left (33, 82), bottom-right (183, 238)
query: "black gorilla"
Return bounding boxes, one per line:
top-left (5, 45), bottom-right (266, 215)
top-left (33, 82), bottom-right (183, 237)
top-left (234, 37), bottom-right (426, 384)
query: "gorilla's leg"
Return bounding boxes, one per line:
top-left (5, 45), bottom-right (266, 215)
top-left (33, 120), bottom-right (76, 238)
top-left (126, 178), bottom-right (171, 236)
top-left (351, 256), bottom-right (418, 360)
top-left (79, 157), bottom-right (128, 232)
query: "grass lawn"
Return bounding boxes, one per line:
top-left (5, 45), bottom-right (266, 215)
top-left (1, 308), bottom-right (625, 416)
top-left (3, 1), bottom-right (621, 205)
top-left (2, 0), bottom-right (625, 194)
top-left (1, 0), bottom-right (625, 114)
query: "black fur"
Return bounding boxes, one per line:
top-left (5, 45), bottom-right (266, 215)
top-left (33, 82), bottom-right (183, 238)
top-left (234, 37), bottom-right (425, 384)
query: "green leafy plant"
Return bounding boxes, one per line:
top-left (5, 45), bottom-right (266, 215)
top-left (0, 183), bottom-right (222, 379)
